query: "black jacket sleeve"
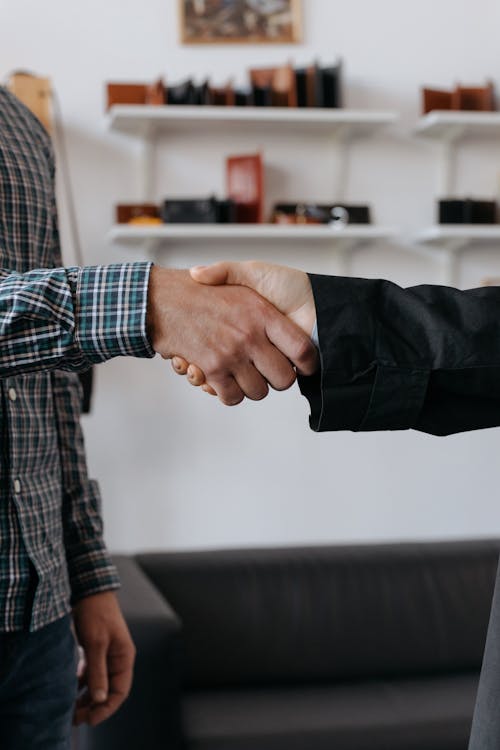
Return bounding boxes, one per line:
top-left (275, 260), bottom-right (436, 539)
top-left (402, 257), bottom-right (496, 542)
top-left (298, 274), bottom-right (500, 437)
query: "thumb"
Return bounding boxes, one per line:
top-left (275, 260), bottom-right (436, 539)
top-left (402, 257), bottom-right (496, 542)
top-left (86, 640), bottom-right (109, 704)
top-left (190, 262), bottom-right (236, 286)
top-left (190, 261), bottom-right (265, 290)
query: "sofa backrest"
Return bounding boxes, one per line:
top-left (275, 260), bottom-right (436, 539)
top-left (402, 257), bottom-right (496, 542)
top-left (136, 539), bottom-right (500, 689)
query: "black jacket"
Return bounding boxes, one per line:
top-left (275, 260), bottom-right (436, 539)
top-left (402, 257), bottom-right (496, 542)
top-left (299, 274), bottom-right (500, 436)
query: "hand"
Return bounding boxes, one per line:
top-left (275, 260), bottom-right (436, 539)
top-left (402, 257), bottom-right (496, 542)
top-left (171, 261), bottom-right (317, 396)
top-left (147, 266), bottom-right (317, 405)
top-left (72, 591), bottom-right (136, 727)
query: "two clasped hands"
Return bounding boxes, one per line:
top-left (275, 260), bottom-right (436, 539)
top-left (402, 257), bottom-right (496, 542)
top-left (146, 261), bottom-right (318, 405)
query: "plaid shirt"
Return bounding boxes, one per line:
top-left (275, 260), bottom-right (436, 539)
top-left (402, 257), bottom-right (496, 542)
top-left (0, 87), bottom-right (154, 632)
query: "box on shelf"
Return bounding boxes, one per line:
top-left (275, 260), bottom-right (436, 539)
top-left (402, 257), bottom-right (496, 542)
top-left (422, 81), bottom-right (495, 114)
top-left (226, 153), bottom-right (264, 223)
top-left (272, 203), bottom-right (371, 226)
top-left (438, 199), bottom-right (497, 224)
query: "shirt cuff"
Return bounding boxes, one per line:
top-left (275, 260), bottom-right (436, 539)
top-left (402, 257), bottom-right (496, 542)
top-left (298, 274), bottom-right (430, 432)
top-left (66, 539), bottom-right (120, 605)
top-left (311, 320), bottom-right (319, 347)
top-left (66, 262), bottom-right (155, 364)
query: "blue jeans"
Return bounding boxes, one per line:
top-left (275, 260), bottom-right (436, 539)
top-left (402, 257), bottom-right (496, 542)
top-left (0, 614), bottom-right (78, 750)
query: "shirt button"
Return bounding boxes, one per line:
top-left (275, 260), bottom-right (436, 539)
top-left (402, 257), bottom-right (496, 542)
top-left (13, 479), bottom-right (21, 494)
top-left (8, 388), bottom-right (17, 402)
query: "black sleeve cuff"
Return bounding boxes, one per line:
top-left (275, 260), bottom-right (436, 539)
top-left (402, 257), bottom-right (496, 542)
top-left (298, 274), bottom-right (430, 433)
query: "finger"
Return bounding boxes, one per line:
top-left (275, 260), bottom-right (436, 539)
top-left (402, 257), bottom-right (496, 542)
top-left (202, 384), bottom-right (217, 396)
top-left (207, 375), bottom-right (245, 406)
top-left (74, 706), bottom-right (90, 726)
top-left (232, 364), bottom-right (269, 401)
top-left (88, 648), bottom-right (134, 726)
top-left (265, 314), bottom-right (319, 377)
top-left (187, 364), bottom-right (206, 387)
top-left (172, 356), bottom-right (189, 375)
top-left (252, 343), bottom-right (297, 392)
top-left (85, 640), bottom-right (109, 706)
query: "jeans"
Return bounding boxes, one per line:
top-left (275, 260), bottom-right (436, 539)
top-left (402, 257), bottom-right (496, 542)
top-left (0, 614), bottom-right (78, 750)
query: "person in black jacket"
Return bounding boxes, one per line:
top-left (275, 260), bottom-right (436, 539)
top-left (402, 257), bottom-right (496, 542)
top-left (171, 259), bottom-right (500, 750)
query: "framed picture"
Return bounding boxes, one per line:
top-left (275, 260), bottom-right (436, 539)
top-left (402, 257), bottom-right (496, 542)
top-left (179, 0), bottom-right (302, 45)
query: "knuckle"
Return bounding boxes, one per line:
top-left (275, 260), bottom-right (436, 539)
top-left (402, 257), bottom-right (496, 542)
top-left (238, 328), bottom-right (256, 350)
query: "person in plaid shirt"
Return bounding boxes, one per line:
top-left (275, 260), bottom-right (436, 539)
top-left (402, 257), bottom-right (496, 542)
top-left (0, 86), bottom-right (316, 749)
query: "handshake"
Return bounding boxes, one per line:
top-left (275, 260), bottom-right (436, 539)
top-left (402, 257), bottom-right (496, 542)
top-left (146, 261), bottom-right (318, 405)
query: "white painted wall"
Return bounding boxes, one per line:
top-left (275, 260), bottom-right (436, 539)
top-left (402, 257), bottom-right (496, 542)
top-left (4, 0), bottom-right (500, 552)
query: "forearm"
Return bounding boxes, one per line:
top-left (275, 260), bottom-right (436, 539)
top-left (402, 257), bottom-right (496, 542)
top-left (0, 262), bottom-right (154, 377)
top-left (299, 274), bottom-right (500, 436)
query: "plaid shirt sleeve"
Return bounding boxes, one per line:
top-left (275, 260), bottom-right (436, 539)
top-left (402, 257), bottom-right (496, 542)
top-left (0, 262), bottom-right (155, 377)
top-left (52, 369), bottom-right (120, 604)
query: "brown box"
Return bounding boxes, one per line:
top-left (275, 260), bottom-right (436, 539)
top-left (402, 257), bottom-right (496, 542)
top-left (422, 81), bottom-right (496, 114)
top-left (226, 154), bottom-right (264, 223)
top-left (422, 88), bottom-right (454, 114)
top-left (116, 204), bottom-right (160, 224)
top-left (250, 65), bottom-right (297, 107)
top-left (453, 81), bottom-right (495, 111)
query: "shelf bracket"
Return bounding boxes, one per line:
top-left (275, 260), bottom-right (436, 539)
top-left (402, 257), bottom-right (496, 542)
top-left (336, 239), bottom-right (363, 276)
top-left (437, 126), bottom-right (465, 197)
top-left (437, 239), bottom-right (467, 287)
top-left (138, 126), bottom-right (155, 203)
top-left (331, 125), bottom-right (351, 203)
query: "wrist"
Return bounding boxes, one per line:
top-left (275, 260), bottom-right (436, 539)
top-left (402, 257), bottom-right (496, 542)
top-left (146, 265), bottom-right (171, 355)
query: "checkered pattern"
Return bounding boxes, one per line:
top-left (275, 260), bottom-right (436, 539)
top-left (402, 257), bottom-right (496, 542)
top-left (0, 87), bottom-right (154, 631)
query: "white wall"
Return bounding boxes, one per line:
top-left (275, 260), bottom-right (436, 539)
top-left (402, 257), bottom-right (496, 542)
top-left (4, 0), bottom-right (500, 552)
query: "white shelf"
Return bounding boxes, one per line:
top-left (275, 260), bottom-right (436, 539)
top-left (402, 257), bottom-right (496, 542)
top-left (413, 225), bottom-right (500, 286)
top-left (416, 225), bottom-right (500, 248)
top-left (107, 105), bottom-right (398, 138)
top-left (415, 111), bottom-right (500, 141)
top-left (109, 223), bottom-right (397, 247)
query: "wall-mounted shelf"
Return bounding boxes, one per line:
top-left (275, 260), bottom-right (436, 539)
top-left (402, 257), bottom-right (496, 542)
top-left (413, 225), bottom-right (500, 286)
top-left (109, 222), bottom-right (396, 246)
top-left (415, 111), bottom-right (500, 141)
top-left (415, 111), bottom-right (500, 198)
top-left (107, 105), bottom-right (398, 139)
top-left (416, 225), bottom-right (500, 247)
top-left (108, 223), bottom-right (397, 274)
top-left (106, 104), bottom-right (399, 261)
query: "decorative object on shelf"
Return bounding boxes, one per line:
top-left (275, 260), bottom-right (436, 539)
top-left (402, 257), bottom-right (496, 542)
top-left (161, 196), bottom-right (237, 223)
top-left (166, 78), bottom-right (195, 105)
top-left (226, 153), bottom-right (264, 223)
top-left (438, 198), bottom-right (497, 224)
top-left (163, 79), bottom-right (236, 106)
top-left (249, 64), bottom-right (297, 107)
top-left (422, 81), bottom-right (495, 114)
top-left (208, 81), bottom-right (236, 107)
top-left (272, 203), bottom-right (371, 226)
top-left (296, 61), bottom-right (342, 108)
top-left (179, 0), bottom-right (302, 45)
top-left (106, 80), bottom-right (165, 109)
top-left (116, 203), bottom-right (160, 223)
top-left (105, 58), bottom-right (341, 111)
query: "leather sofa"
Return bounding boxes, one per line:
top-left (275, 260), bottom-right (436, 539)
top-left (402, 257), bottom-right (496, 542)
top-left (80, 539), bottom-right (500, 750)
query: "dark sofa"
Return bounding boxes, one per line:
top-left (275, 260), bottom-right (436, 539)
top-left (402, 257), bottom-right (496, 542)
top-left (80, 539), bottom-right (500, 750)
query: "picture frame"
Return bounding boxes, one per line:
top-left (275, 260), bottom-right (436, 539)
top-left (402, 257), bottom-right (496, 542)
top-left (179, 0), bottom-right (302, 45)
